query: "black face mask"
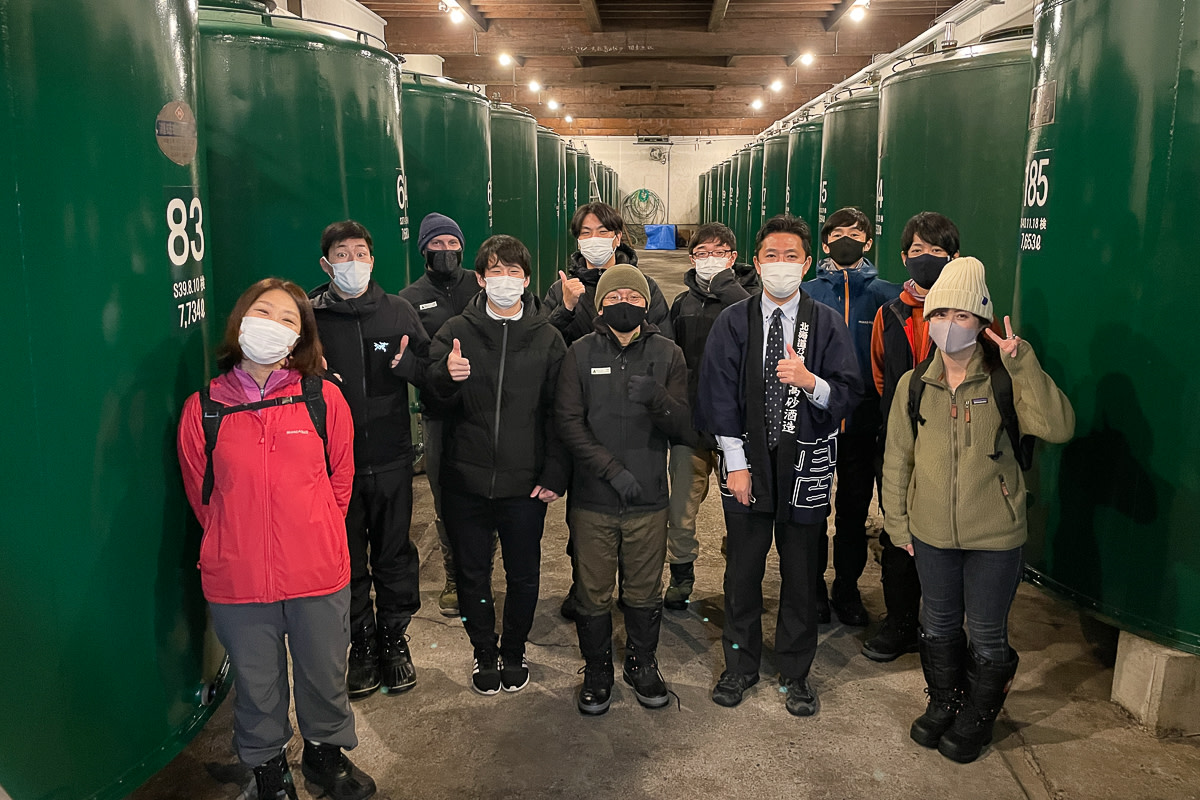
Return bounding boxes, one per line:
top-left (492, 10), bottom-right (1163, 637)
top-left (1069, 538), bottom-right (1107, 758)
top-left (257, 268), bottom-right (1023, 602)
top-left (426, 249), bottom-right (463, 277)
top-left (905, 253), bottom-right (952, 290)
top-left (827, 236), bottom-right (867, 267)
top-left (602, 301), bottom-right (646, 333)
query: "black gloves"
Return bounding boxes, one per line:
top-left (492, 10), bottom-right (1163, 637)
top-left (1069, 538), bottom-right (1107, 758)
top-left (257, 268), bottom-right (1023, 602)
top-left (627, 363), bottom-right (665, 406)
top-left (609, 469), bottom-right (642, 504)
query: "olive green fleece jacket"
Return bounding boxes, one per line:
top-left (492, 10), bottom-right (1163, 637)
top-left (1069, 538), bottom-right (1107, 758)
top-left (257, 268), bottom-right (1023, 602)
top-left (882, 342), bottom-right (1074, 551)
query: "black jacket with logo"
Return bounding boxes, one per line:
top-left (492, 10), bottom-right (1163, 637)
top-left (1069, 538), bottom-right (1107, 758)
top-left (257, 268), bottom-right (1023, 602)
top-left (423, 292), bottom-right (570, 499)
top-left (309, 280), bottom-right (430, 473)
top-left (543, 243), bottom-right (673, 345)
top-left (555, 319), bottom-right (691, 514)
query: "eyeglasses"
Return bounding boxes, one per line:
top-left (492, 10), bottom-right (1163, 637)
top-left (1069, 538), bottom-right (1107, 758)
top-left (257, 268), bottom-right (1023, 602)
top-left (692, 249), bottom-right (731, 259)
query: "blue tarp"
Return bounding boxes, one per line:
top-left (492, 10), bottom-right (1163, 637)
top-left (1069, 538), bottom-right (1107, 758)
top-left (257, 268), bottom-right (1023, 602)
top-left (644, 224), bottom-right (676, 250)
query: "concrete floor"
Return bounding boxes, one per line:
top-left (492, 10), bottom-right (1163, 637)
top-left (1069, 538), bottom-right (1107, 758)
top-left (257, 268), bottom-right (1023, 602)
top-left (132, 250), bottom-right (1200, 800)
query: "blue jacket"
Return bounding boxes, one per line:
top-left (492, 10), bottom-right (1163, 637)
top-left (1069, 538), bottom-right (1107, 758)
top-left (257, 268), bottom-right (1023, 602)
top-left (803, 256), bottom-right (900, 403)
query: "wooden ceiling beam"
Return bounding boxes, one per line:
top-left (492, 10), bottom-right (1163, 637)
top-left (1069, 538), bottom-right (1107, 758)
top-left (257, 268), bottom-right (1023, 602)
top-left (441, 55), bottom-right (866, 86)
top-left (823, 0), bottom-right (860, 31)
top-left (579, 0), bottom-right (603, 31)
top-left (540, 116), bottom-right (773, 136)
top-left (708, 0), bottom-right (731, 31)
top-left (455, 0), bottom-right (489, 32)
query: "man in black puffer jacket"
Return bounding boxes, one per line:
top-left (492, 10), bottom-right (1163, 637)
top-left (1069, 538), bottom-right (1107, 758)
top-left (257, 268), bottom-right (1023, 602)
top-left (423, 235), bottom-right (569, 697)
top-left (556, 265), bottom-right (691, 717)
top-left (663, 222), bottom-right (761, 610)
top-left (398, 213), bottom-right (480, 618)
top-left (309, 220), bottom-right (431, 702)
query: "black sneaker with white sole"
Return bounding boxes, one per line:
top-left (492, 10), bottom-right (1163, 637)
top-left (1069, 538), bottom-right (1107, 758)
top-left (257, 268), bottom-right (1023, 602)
top-left (472, 649), bottom-right (502, 696)
top-left (500, 654), bottom-right (530, 692)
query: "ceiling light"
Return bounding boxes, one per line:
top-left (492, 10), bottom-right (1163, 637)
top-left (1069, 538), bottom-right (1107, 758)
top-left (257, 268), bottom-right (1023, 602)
top-left (751, 98), bottom-right (763, 110)
top-left (548, 99), bottom-right (559, 110)
top-left (529, 80), bottom-right (541, 92)
top-left (499, 53), bottom-right (512, 66)
top-left (565, 115), bottom-right (574, 123)
top-left (800, 52), bottom-right (815, 66)
top-left (770, 79), bottom-right (783, 92)
top-left (449, 8), bottom-right (464, 23)
top-left (849, 5), bottom-right (867, 22)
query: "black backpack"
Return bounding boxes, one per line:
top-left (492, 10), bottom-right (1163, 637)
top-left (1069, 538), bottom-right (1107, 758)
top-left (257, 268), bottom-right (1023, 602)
top-left (907, 353), bottom-right (1035, 471)
top-left (198, 374), bottom-right (330, 504)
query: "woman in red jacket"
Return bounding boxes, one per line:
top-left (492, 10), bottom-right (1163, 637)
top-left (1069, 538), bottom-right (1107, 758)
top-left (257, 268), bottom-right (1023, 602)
top-left (177, 279), bottom-right (375, 800)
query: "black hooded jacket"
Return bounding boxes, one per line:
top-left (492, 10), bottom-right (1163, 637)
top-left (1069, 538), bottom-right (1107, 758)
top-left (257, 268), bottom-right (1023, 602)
top-left (309, 280), bottom-right (430, 473)
top-left (423, 291), bottom-right (570, 499)
top-left (555, 317), bottom-right (691, 514)
top-left (543, 243), bottom-right (673, 345)
top-left (668, 262), bottom-right (761, 416)
top-left (397, 263), bottom-right (481, 340)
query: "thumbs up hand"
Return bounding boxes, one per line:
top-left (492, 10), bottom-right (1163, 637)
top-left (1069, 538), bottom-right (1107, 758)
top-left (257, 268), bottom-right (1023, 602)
top-left (447, 338), bottom-right (471, 382)
top-left (777, 343), bottom-right (816, 391)
top-left (559, 270), bottom-right (586, 311)
top-left (390, 335), bottom-right (410, 369)
top-left (627, 361), bottom-right (664, 405)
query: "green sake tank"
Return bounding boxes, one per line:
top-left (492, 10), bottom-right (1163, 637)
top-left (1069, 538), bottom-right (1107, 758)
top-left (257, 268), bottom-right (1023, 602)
top-left (490, 102), bottom-right (540, 286)
top-left (565, 143), bottom-right (579, 246)
top-left (556, 138), bottom-right (570, 271)
top-left (597, 162), bottom-right (609, 205)
top-left (401, 71), bottom-right (492, 281)
top-left (707, 165), bottom-right (719, 224)
top-left (787, 117), bottom-right (824, 235)
top-left (818, 91), bottom-right (879, 232)
top-left (577, 150), bottom-right (594, 204)
top-left (699, 172), bottom-right (708, 223)
top-left (734, 146), bottom-right (752, 254)
top-left (715, 158), bottom-right (724, 227)
top-left (536, 126), bottom-right (565, 293)
top-left (877, 37), bottom-right (1033, 294)
top-left (0, 2), bottom-right (221, 798)
top-left (762, 131), bottom-right (790, 231)
top-left (1017, 0), bottom-right (1200, 654)
top-left (747, 140), bottom-right (765, 242)
top-left (199, 1), bottom-right (410, 325)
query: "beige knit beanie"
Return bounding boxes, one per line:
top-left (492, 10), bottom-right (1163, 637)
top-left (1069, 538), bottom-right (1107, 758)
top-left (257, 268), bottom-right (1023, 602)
top-left (923, 256), bottom-right (994, 322)
top-left (595, 264), bottom-right (651, 304)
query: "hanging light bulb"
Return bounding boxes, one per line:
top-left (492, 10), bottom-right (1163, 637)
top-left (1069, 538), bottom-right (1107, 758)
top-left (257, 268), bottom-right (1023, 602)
top-left (770, 79), bottom-right (783, 92)
top-left (529, 80), bottom-right (541, 92)
top-left (565, 115), bottom-right (574, 123)
top-left (800, 52), bottom-right (815, 67)
top-left (849, 6), bottom-right (866, 21)
top-left (751, 98), bottom-right (764, 110)
top-left (449, 8), bottom-right (464, 23)
top-left (548, 99), bottom-right (560, 110)
top-left (499, 53), bottom-right (512, 66)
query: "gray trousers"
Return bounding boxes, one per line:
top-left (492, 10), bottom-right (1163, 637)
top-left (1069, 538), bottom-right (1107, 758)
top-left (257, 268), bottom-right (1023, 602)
top-left (667, 444), bottom-right (718, 564)
top-left (210, 586), bottom-right (357, 767)
top-left (423, 417), bottom-right (455, 577)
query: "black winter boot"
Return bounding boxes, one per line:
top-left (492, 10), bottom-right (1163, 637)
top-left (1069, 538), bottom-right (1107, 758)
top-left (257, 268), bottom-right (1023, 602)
top-left (622, 605), bottom-right (670, 708)
top-left (663, 561), bottom-right (696, 611)
top-left (301, 741), bottom-right (376, 800)
top-left (864, 532), bottom-right (922, 661)
top-left (575, 612), bottom-right (614, 715)
top-left (347, 624), bottom-right (380, 700)
top-left (938, 647), bottom-right (1019, 764)
top-left (378, 625), bottom-right (416, 694)
top-left (252, 751), bottom-right (298, 800)
top-left (910, 629), bottom-right (967, 749)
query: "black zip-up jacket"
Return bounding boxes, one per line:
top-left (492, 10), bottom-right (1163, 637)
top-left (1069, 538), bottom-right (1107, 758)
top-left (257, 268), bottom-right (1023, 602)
top-left (668, 263), bottom-right (761, 417)
top-left (309, 280), bottom-right (430, 473)
top-left (423, 292), bottom-right (570, 498)
top-left (543, 243), bottom-right (673, 345)
top-left (398, 265), bottom-right (480, 417)
top-left (555, 319), bottom-right (691, 514)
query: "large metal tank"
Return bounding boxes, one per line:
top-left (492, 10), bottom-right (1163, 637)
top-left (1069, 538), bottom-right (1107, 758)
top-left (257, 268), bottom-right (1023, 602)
top-left (401, 71), bottom-right (492, 281)
top-left (877, 37), bottom-right (1033, 294)
top-left (761, 130), bottom-right (790, 237)
top-left (577, 149), bottom-right (593, 204)
top-left (564, 143), bottom-right (579, 245)
top-left (490, 102), bottom-right (540, 285)
top-left (818, 91), bottom-right (879, 232)
top-left (556, 138), bottom-right (570, 271)
top-left (536, 126), bottom-right (564, 293)
top-left (717, 159), bottom-right (730, 227)
top-left (707, 165), bottom-right (719, 225)
top-left (699, 172), bottom-right (708, 223)
top-left (1017, 0), bottom-right (1200, 654)
top-left (0, 1), bottom-right (220, 798)
top-left (200, 1), bottom-right (410, 324)
top-left (734, 146), bottom-right (752, 254)
top-left (747, 140), bottom-right (765, 244)
top-left (787, 116), bottom-right (824, 235)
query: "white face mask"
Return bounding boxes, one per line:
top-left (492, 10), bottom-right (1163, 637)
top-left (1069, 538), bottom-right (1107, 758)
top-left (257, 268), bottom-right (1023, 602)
top-left (239, 316), bottom-right (300, 365)
top-left (928, 319), bottom-right (980, 354)
top-left (484, 275), bottom-right (525, 309)
top-left (694, 256), bottom-right (730, 281)
top-left (579, 237), bottom-right (616, 267)
top-left (329, 258), bottom-right (372, 297)
top-left (759, 261), bottom-right (808, 299)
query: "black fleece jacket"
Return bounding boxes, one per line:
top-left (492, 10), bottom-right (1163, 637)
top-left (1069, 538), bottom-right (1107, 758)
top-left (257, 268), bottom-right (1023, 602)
top-left (309, 280), bottom-right (430, 473)
top-left (555, 319), bottom-right (691, 514)
top-left (423, 292), bottom-right (570, 499)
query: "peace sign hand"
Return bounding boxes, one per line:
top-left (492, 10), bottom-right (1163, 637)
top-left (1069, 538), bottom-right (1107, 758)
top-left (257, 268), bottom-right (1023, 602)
top-left (985, 315), bottom-right (1021, 358)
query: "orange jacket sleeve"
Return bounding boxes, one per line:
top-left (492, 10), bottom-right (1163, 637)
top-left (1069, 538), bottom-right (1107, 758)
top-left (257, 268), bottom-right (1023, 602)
top-left (870, 305), bottom-right (887, 396)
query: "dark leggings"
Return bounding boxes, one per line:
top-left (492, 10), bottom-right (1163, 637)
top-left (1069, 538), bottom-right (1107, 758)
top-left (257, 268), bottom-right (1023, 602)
top-left (912, 538), bottom-right (1023, 661)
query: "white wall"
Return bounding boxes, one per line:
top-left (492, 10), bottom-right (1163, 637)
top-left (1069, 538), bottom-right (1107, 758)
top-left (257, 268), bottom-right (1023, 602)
top-left (570, 136), bottom-right (756, 225)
